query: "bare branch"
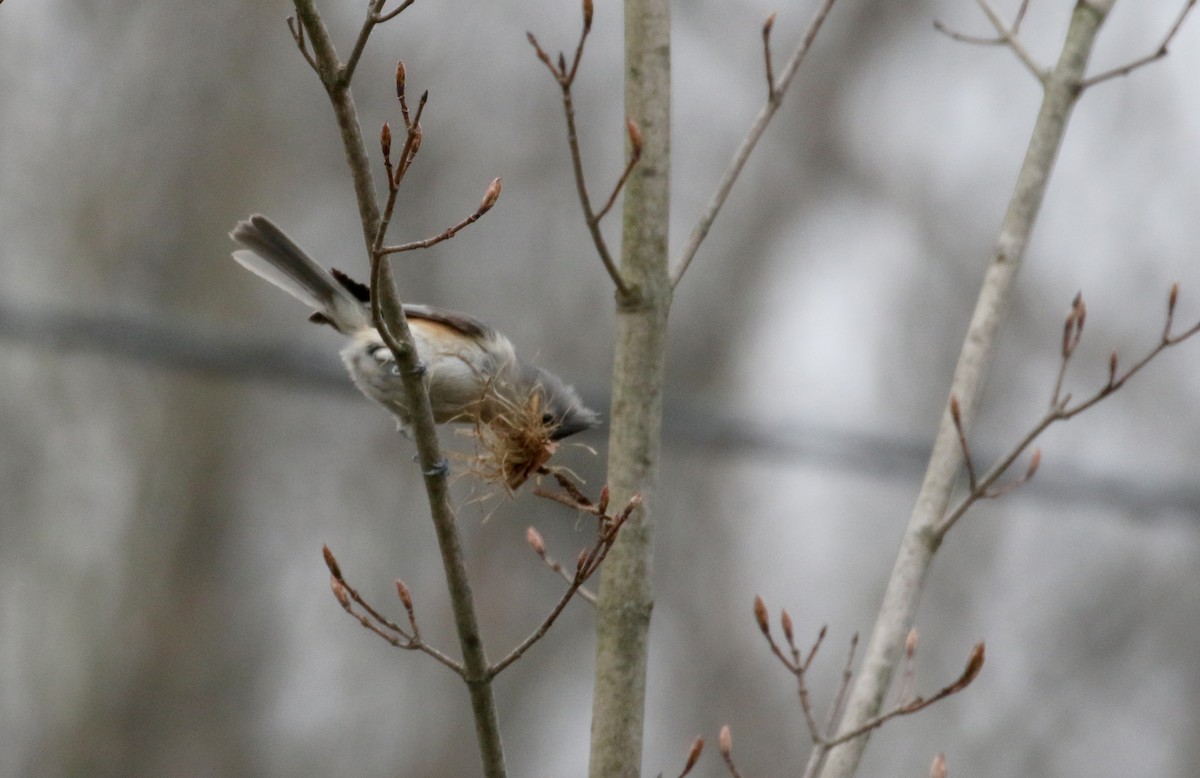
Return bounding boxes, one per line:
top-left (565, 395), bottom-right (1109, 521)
top-left (937, 287), bottom-right (1200, 537)
top-left (322, 545), bottom-right (464, 674)
top-left (823, 633), bottom-right (858, 738)
top-left (933, 20), bottom-right (1008, 47)
top-left (286, 15), bottom-right (320, 73)
top-left (762, 13), bottom-right (778, 97)
top-left (490, 493), bottom-right (631, 676)
top-left (822, 643), bottom-right (985, 749)
top-left (933, 0), bottom-right (1030, 47)
top-left (593, 120), bottom-right (643, 223)
top-left (343, 0), bottom-right (389, 87)
top-left (948, 394), bottom-right (976, 491)
top-left (976, 0), bottom-right (1049, 84)
top-left (376, 0), bottom-right (418, 23)
top-left (527, 526), bottom-right (597, 605)
top-left (285, 6), bottom-right (505, 770)
top-left (824, 10), bottom-right (1127, 768)
top-left (670, 0), bottom-right (838, 288)
top-left (380, 178), bottom-right (502, 255)
top-left (527, 11), bottom-right (634, 296)
top-left (1082, 0), bottom-right (1197, 89)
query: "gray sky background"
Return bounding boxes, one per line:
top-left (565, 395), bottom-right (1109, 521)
top-left (2, 1), bottom-right (1199, 776)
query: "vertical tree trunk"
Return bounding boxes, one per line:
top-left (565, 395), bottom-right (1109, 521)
top-left (818, 3), bottom-right (1114, 776)
top-left (587, 0), bottom-right (671, 774)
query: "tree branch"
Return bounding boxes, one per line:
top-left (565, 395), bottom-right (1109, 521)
top-left (288, 4), bottom-right (506, 775)
top-left (670, 0), bottom-right (838, 289)
top-left (820, 4), bottom-right (1116, 775)
top-left (527, 12), bottom-right (635, 297)
top-left (937, 286), bottom-right (1200, 537)
top-left (1081, 0), bottom-right (1196, 89)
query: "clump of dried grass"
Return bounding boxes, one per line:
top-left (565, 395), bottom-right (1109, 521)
top-left (452, 385), bottom-right (560, 493)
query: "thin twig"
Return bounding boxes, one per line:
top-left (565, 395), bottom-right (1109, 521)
top-left (933, 0), bottom-right (1030, 47)
top-left (593, 121), bottom-right (643, 223)
top-left (948, 395), bottom-right (977, 491)
top-left (823, 634), bottom-right (859, 738)
top-left (670, 0), bottom-right (837, 289)
top-left (527, 22), bottom-right (633, 296)
top-left (1082, 0), bottom-right (1197, 88)
top-left (376, 0), bottom-right (417, 24)
top-left (762, 13), bottom-right (778, 98)
top-left (822, 644), bottom-right (985, 749)
top-left (526, 527), bottom-right (597, 604)
top-left (936, 286), bottom-right (1200, 537)
top-left (286, 16), bottom-right (320, 72)
top-left (490, 501), bottom-right (630, 676)
top-left (380, 179), bottom-right (502, 255)
top-left (343, 0), bottom-right (389, 87)
top-left (322, 545), bottom-right (465, 674)
top-left (976, 0), bottom-right (1048, 84)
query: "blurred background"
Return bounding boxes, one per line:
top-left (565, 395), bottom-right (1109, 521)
top-left (2, 0), bottom-right (1199, 775)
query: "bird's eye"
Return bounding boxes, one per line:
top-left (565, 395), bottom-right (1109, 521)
top-left (541, 412), bottom-right (555, 426)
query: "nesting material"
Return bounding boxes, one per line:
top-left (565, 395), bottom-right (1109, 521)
top-left (454, 386), bottom-right (560, 492)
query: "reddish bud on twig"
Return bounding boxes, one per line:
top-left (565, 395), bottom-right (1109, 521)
top-left (381, 122), bottom-right (392, 159)
top-left (1025, 448), bottom-right (1042, 480)
top-left (781, 608), bottom-right (794, 646)
top-left (718, 725), bottom-right (733, 759)
top-left (597, 485), bottom-right (610, 516)
top-left (526, 526), bottom-right (546, 557)
top-left (1108, 351), bottom-right (1119, 385)
top-left (395, 60), bottom-right (406, 101)
top-left (1062, 292), bottom-right (1086, 357)
top-left (627, 119), bottom-right (643, 159)
top-left (480, 177), bottom-right (502, 213)
top-left (322, 544), bottom-right (342, 579)
top-left (753, 595), bottom-right (770, 636)
top-left (906, 627), bottom-right (919, 659)
top-left (930, 753), bottom-right (947, 778)
top-left (961, 642), bottom-right (985, 686)
top-left (395, 579), bottom-right (413, 611)
top-left (681, 736), bottom-right (704, 776)
top-left (949, 394), bottom-right (962, 429)
top-left (763, 12), bottom-right (777, 37)
top-left (582, 0), bottom-right (594, 33)
top-left (331, 577), bottom-right (350, 608)
top-left (617, 493), bottom-right (643, 523)
top-left (1166, 282), bottom-right (1181, 340)
top-left (575, 548), bottom-right (589, 575)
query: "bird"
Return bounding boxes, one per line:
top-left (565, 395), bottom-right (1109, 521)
top-left (229, 214), bottom-right (599, 441)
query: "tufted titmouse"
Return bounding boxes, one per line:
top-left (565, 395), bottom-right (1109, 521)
top-left (229, 214), bottom-right (599, 440)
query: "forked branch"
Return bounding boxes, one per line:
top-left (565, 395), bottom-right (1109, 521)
top-left (938, 285), bottom-right (1200, 537)
top-left (670, 0), bottom-right (838, 288)
top-left (1082, 0), bottom-right (1197, 88)
top-left (751, 597), bottom-right (982, 778)
top-left (490, 488), bottom-right (637, 677)
top-left (527, 0), bottom-right (638, 296)
top-left (322, 545), bottom-right (464, 675)
top-left (935, 0), bottom-right (1196, 90)
top-left (285, 5), bottom-right (505, 774)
